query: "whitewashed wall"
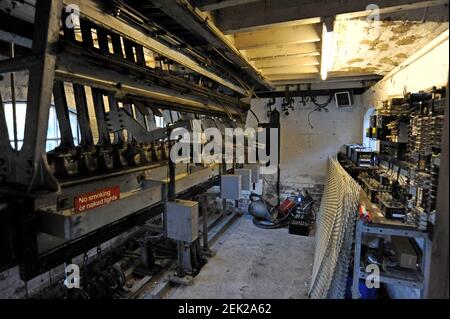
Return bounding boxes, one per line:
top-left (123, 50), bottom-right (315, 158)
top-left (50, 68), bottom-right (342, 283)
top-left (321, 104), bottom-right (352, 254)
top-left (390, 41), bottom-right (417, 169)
top-left (247, 95), bottom-right (364, 190)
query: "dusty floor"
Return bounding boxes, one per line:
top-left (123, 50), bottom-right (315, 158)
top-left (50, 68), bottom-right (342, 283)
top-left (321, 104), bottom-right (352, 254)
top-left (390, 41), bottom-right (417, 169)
top-left (169, 214), bottom-right (315, 299)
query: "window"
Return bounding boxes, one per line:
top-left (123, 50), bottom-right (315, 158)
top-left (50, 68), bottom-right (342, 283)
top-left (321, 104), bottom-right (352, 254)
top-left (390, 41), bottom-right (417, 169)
top-left (3, 101), bottom-right (80, 152)
top-left (4, 101), bottom-right (26, 150)
top-left (169, 110), bottom-right (180, 122)
top-left (154, 115), bottom-right (165, 128)
top-left (362, 107), bottom-right (377, 151)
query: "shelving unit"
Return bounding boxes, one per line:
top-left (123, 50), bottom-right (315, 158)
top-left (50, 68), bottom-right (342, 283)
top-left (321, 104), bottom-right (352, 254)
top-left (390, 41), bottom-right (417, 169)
top-left (352, 193), bottom-right (432, 299)
top-left (338, 153), bottom-right (377, 180)
top-left (377, 154), bottom-right (414, 171)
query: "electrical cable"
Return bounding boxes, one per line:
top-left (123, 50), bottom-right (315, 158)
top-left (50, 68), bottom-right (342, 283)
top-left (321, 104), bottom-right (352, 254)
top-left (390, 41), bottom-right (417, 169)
top-left (307, 95), bottom-right (333, 129)
top-left (249, 108), bottom-right (260, 124)
top-left (252, 215), bottom-right (289, 229)
top-left (312, 95), bottom-right (333, 108)
top-left (307, 108), bottom-right (317, 129)
top-left (210, 47), bottom-right (258, 97)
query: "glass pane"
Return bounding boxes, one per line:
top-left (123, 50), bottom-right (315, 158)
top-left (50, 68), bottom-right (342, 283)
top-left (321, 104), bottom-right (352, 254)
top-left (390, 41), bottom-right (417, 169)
top-left (3, 101), bottom-right (79, 150)
top-left (161, 110), bottom-right (171, 125)
top-left (69, 112), bottom-right (80, 145)
top-left (155, 115), bottom-right (165, 128)
top-left (15, 102), bottom-right (26, 141)
top-left (4, 102), bottom-right (14, 140)
top-left (46, 140), bottom-right (58, 152)
top-left (3, 102), bottom-right (27, 141)
top-left (47, 107), bottom-right (58, 139)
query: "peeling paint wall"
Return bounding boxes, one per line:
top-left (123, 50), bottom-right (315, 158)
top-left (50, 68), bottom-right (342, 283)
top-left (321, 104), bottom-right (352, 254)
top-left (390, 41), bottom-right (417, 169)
top-left (362, 37), bottom-right (449, 111)
top-left (333, 14), bottom-right (449, 75)
top-left (247, 95), bottom-right (364, 196)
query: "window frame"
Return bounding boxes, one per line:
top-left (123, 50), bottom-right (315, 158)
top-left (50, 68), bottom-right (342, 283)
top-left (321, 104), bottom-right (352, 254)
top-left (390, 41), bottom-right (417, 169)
top-left (2, 100), bottom-right (80, 152)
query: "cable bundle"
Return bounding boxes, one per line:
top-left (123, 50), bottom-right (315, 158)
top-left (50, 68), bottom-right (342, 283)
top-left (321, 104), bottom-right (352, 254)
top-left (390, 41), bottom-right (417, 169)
top-left (309, 156), bottom-right (361, 299)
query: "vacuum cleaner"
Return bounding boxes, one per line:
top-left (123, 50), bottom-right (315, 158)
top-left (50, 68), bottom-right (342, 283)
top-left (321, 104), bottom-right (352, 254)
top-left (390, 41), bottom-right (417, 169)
top-left (248, 192), bottom-right (315, 234)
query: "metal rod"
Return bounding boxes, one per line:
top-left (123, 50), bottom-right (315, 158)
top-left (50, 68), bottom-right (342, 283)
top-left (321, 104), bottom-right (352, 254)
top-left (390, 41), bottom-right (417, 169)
top-left (123, 38), bottom-right (135, 63)
top-left (222, 198), bottom-right (227, 217)
top-left (10, 43), bottom-right (18, 150)
top-left (91, 88), bottom-right (111, 146)
top-left (0, 93), bottom-right (12, 157)
top-left (135, 45), bottom-right (146, 67)
top-left (176, 241), bottom-right (184, 277)
top-left (53, 80), bottom-right (75, 148)
top-left (107, 94), bottom-right (126, 145)
top-left (123, 103), bottom-right (134, 142)
top-left (73, 83), bottom-right (94, 147)
top-left (96, 27), bottom-right (109, 54)
top-left (201, 195), bottom-right (209, 251)
top-left (133, 103), bottom-right (147, 129)
top-left (110, 33), bottom-right (124, 59)
top-left (80, 20), bottom-right (94, 49)
top-left (168, 140), bottom-right (176, 202)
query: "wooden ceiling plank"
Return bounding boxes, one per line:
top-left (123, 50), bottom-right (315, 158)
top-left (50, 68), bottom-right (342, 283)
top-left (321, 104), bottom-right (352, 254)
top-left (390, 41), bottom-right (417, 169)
top-left (216, 0), bottom-right (449, 34)
top-left (243, 42), bottom-right (320, 60)
top-left (255, 55), bottom-right (320, 69)
top-left (194, 0), bottom-right (263, 11)
top-left (265, 72), bottom-right (381, 83)
top-left (262, 65), bottom-right (319, 76)
top-left (234, 24), bottom-right (320, 50)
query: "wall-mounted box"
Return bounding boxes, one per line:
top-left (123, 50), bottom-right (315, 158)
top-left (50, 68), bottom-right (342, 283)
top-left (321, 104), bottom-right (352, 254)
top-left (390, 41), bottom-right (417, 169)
top-left (166, 200), bottom-right (199, 243)
top-left (221, 174), bottom-right (241, 200)
top-left (391, 236), bottom-right (418, 270)
top-left (235, 169), bottom-right (252, 191)
top-left (244, 164), bottom-right (260, 183)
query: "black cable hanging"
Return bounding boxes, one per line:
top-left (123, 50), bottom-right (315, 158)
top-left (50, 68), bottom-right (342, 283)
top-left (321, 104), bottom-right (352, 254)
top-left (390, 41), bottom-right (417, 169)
top-left (308, 95), bottom-right (334, 129)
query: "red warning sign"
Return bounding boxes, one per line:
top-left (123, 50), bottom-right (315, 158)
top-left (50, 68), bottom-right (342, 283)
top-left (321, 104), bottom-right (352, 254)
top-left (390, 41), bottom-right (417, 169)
top-left (74, 186), bottom-right (120, 213)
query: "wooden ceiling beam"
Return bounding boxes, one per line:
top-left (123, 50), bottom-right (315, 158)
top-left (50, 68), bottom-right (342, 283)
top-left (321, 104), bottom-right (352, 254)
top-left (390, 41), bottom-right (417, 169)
top-left (234, 24), bottom-right (320, 50)
top-left (216, 0), bottom-right (448, 34)
top-left (193, 0), bottom-right (262, 11)
top-left (63, 0), bottom-right (248, 95)
top-left (254, 55), bottom-right (319, 69)
top-left (262, 65), bottom-right (319, 76)
top-left (265, 72), bottom-right (382, 83)
top-left (242, 42), bottom-right (319, 60)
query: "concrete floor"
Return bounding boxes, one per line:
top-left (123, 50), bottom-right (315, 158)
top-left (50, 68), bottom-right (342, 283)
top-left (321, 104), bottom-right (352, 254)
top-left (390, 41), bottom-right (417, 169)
top-left (169, 214), bottom-right (315, 299)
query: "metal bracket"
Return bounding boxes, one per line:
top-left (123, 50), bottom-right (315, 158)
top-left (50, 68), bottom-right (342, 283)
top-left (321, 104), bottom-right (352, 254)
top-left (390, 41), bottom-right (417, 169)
top-left (106, 107), bottom-right (191, 144)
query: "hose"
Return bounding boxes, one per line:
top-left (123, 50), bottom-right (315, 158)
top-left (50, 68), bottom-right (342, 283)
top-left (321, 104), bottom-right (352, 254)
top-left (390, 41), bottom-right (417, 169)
top-left (249, 193), bottom-right (297, 229)
top-left (252, 208), bottom-right (291, 229)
